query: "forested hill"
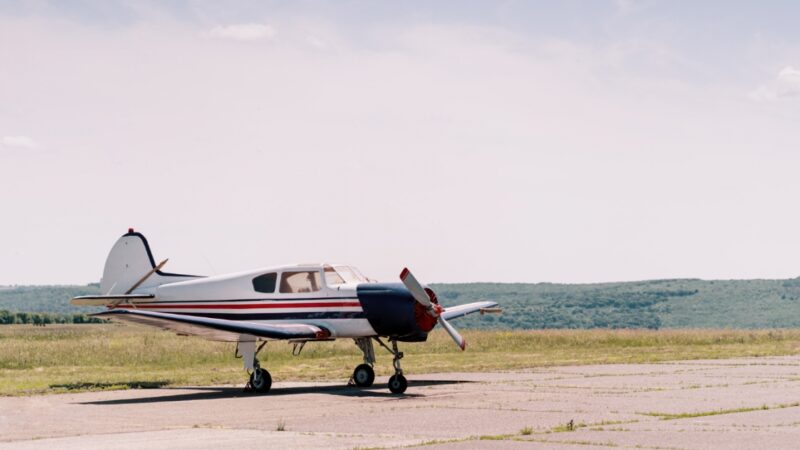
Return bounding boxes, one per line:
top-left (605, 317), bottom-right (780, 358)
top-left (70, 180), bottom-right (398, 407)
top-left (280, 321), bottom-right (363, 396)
top-left (433, 279), bottom-right (800, 329)
top-left (0, 284), bottom-right (101, 315)
top-left (3, 278), bottom-right (800, 329)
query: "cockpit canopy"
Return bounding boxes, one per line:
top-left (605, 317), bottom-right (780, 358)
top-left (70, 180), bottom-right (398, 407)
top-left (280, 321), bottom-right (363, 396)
top-left (252, 264), bottom-right (369, 294)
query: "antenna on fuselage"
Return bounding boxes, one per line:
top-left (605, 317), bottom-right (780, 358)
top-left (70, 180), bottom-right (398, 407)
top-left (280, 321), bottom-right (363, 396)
top-left (124, 258), bottom-right (169, 295)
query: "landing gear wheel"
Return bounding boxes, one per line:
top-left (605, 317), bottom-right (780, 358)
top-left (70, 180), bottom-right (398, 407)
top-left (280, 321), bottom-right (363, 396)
top-left (249, 368), bottom-right (272, 393)
top-left (388, 374), bottom-right (407, 394)
top-left (352, 364), bottom-right (375, 387)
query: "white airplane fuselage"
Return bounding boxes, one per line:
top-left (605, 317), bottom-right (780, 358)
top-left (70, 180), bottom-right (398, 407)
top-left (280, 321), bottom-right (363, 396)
top-left (122, 266), bottom-right (378, 338)
top-left (80, 231), bottom-right (454, 343)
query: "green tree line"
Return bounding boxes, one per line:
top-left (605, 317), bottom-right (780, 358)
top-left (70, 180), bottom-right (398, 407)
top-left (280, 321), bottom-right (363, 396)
top-left (0, 309), bottom-right (105, 325)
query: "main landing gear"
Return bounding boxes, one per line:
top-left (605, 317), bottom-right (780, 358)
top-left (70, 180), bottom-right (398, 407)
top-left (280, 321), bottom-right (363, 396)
top-left (351, 337), bottom-right (376, 387)
top-left (238, 340), bottom-right (272, 393)
top-left (352, 337), bottom-right (408, 394)
top-left (249, 365), bottom-right (272, 392)
top-left (352, 364), bottom-right (375, 387)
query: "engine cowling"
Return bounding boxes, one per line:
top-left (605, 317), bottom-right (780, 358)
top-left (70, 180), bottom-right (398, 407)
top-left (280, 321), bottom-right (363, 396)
top-left (356, 283), bottom-right (436, 342)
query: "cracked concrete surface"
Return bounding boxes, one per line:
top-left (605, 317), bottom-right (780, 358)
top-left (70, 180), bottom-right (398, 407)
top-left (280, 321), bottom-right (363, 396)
top-left (2, 355), bottom-right (800, 449)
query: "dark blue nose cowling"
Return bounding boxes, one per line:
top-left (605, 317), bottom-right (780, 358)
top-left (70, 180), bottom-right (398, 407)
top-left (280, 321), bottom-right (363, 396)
top-left (356, 283), bottom-right (430, 342)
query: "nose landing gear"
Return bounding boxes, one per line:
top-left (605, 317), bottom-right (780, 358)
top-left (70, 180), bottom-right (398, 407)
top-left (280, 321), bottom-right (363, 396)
top-left (376, 337), bottom-right (408, 394)
top-left (388, 373), bottom-right (407, 394)
top-left (386, 339), bottom-right (407, 394)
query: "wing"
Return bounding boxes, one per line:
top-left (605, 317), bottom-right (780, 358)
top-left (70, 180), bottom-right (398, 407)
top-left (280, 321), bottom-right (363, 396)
top-left (93, 309), bottom-right (329, 342)
top-left (440, 301), bottom-right (500, 321)
top-left (71, 294), bottom-right (154, 306)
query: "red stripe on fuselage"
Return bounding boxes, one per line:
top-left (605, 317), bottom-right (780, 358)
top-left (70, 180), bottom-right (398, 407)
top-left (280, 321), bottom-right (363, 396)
top-left (115, 301), bottom-right (361, 309)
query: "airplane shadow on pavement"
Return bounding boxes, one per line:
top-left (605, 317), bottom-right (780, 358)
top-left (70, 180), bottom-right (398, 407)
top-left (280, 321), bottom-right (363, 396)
top-left (79, 379), bottom-right (471, 405)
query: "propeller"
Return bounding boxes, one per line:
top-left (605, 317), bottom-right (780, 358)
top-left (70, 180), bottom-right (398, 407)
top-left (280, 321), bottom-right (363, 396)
top-left (400, 267), bottom-right (466, 350)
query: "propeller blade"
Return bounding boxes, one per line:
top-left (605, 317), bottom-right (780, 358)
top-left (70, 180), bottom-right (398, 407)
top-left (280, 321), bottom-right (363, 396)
top-left (400, 267), bottom-right (464, 349)
top-left (399, 267), bottom-right (432, 308)
top-left (439, 317), bottom-right (466, 350)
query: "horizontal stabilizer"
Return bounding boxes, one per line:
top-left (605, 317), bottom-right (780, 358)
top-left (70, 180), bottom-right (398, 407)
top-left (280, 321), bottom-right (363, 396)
top-left (70, 294), bottom-right (155, 306)
top-left (92, 309), bottom-right (329, 342)
top-left (440, 301), bottom-right (500, 321)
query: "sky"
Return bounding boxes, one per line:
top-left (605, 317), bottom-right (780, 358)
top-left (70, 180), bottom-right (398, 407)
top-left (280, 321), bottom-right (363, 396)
top-left (2, 0), bottom-right (800, 285)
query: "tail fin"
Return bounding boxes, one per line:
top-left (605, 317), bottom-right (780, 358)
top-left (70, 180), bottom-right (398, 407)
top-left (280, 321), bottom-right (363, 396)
top-left (100, 229), bottom-right (201, 295)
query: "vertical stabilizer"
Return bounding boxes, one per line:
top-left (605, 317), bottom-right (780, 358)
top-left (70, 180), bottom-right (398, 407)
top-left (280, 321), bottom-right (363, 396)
top-left (100, 230), bottom-right (201, 295)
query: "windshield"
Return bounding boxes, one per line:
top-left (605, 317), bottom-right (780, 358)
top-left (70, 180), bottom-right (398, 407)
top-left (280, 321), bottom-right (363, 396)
top-left (324, 266), bottom-right (345, 286)
top-left (325, 265), bottom-right (367, 285)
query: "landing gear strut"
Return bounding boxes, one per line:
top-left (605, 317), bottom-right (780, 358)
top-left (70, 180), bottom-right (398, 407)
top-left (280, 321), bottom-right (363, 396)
top-left (238, 340), bottom-right (272, 393)
top-left (351, 338), bottom-right (375, 387)
top-left (376, 337), bottom-right (407, 394)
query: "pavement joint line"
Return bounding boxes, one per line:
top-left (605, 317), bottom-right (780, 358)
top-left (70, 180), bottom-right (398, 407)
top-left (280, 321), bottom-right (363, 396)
top-left (636, 400), bottom-right (800, 420)
top-left (526, 436), bottom-right (688, 450)
top-left (516, 436), bottom-right (621, 447)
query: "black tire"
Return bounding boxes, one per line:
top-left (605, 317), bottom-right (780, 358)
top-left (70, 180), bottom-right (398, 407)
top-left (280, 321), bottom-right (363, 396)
top-left (249, 368), bottom-right (272, 393)
top-left (352, 364), bottom-right (375, 387)
top-left (388, 374), bottom-right (407, 394)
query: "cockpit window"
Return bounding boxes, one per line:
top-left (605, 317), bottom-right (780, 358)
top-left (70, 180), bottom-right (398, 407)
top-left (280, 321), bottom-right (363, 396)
top-left (252, 273), bottom-right (277, 293)
top-left (279, 271), bottom-right (322, 293)
top-left (324, 266), bottom-right (345, 286)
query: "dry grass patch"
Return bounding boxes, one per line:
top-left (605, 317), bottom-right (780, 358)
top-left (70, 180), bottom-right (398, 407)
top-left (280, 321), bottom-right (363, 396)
top-left (2, 325), bottom-right (800, 395)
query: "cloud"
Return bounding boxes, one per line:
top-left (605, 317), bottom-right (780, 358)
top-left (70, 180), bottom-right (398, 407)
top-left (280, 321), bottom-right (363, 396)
top-left (750, 66), bottom-right (800, 101)
top-left (1, 135), bottom-right (38, 149)
top-left (207, 23), bottom-right (276, 42)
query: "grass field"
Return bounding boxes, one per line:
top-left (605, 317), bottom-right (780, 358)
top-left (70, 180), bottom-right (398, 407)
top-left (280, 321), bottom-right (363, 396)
top-left (2, 324), bottom-right (800, 396)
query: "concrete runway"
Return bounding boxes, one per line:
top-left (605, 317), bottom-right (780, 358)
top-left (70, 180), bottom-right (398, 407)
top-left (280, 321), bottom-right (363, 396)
top-left (3, 355), bottom-right (800, 449)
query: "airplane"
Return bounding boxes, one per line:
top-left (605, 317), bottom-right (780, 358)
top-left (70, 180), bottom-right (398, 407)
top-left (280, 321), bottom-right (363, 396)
top-left (71, 229), bottom-right (500, 394)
